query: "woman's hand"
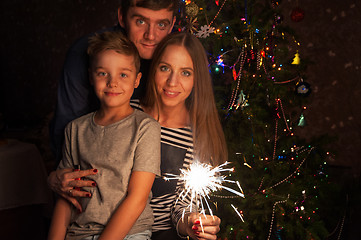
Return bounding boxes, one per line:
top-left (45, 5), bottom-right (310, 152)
top-left (47, 168), bottom-right (98, 212)
top-left (180, 213), bottom-right (221, 240)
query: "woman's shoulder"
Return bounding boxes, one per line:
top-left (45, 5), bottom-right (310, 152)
top-left (160, 126), bottom-right (193, 147)
top-left (130, 99), bottom-right (143, 111)
top-left (161, 126), bottom-right (192, 134)
top-left (161, 126), bottom-right (192, 137)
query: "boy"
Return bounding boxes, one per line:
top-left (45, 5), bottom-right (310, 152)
top-left (48, 31), bottom-right (161, 240)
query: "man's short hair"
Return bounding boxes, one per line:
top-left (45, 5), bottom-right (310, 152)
top-left (87, 31), bottom-right (141, 72)
top-left (120, 0), bottom-right (180, 19)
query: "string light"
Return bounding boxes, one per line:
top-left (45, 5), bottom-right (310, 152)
top-left (264, 147), bottom-right (314, 190)
top-left (227, 47), bottom-right (247, 111)
top-left (208, 0), bottom-right (228, 26)
top-left (267, 195), bottom-right (289, 240)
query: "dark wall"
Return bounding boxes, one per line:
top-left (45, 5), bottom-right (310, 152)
top-left (0, 1), bottom-right (360, 174)
top-left (0, 0), bottom-right (118, 168)
top-left (0, 0), bottom-right (118, 127)
top-left (282, 0), bottom-right (361, 175)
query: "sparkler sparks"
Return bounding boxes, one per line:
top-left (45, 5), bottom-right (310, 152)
top-left (231, 204), bottom-right (245, 222)
top-left (164, 161), bottom-right (245, 221)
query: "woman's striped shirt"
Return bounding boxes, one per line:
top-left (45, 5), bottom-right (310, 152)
top-left (130, 100), bottom-right (194, 232)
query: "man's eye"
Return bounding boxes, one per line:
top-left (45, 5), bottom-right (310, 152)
top-left (158, 22), bottom-right (167, 28)
top-left (136, 19), bottom-right (145, 25)
top-left (160, 65), bottom-right (169, 72)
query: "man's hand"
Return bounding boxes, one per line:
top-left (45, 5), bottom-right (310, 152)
top-left (47, 168), bottom-right (98, 212)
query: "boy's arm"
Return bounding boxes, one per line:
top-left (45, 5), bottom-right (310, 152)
top-left (99, 171), bottom-right (155, 240)
top-left (48, 198), bottom-right (72, 240)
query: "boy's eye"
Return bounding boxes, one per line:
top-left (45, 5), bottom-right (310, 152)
top-left (97, 72), bottom-right (107, 77)
top-left (120, 73), bottom-right (128, 78)
top-left (160, 65), bottom-right (169, 72)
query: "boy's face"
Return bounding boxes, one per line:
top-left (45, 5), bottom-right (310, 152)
top-left (90, 50), bottom-right (141, 110)
top-left (118, 6), bottom-right (175, 60)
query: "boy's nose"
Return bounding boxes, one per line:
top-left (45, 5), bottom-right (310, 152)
top-left (107, 76), bottom-right (118, 87)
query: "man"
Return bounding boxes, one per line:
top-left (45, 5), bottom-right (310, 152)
top-left (50, 0), bottom-right (177, 162)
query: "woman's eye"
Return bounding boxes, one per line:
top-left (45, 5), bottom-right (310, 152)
top-left (182, 71), bottom-right (191, 77)
top-left (160, 65), bottom-right (169, 72)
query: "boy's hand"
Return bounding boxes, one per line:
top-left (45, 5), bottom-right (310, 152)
top-left (47, 168), bottom-right (98, 212)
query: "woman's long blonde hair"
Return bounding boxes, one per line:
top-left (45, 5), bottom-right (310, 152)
top-left (142, 32), bottom-right (227, 166)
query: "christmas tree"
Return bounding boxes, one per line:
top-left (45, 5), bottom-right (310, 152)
top-left (177, 0), bottom-right (344, 239)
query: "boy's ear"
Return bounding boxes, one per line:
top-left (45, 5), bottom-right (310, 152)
top-left (118, 7), bottom-right (125, 28)
top-left (134, 72), bottom-right (142, 88)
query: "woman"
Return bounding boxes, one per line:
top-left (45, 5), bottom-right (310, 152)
top-left (48, 32), bottom-right (227, 240)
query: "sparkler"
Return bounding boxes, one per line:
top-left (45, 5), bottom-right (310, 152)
top-left (164, 161), bottom-right (245, 222)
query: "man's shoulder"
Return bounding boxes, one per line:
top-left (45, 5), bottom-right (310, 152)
top-left (67, 25), bottom-right (125, 54)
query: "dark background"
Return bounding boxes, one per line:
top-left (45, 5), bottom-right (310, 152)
top-left (0, 0), bottom-right (360, 239)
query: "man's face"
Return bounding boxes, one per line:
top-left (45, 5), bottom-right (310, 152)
top-left (119, 6), bottom-right (175, 60)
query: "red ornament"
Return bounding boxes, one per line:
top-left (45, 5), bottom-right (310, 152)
top-left (232, 67), bottom-right (237, 81)
top-left (260, 50), bottom-right (266, 58)
top-left (291, 7), bottom-right (305, 22)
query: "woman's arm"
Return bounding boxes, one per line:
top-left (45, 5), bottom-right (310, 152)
top-left (47, 168), bottom-right (98, 212)
top-left (99, 171), bottom-right (155, 240)
top-left (48, 197), bottom-right (72, 240)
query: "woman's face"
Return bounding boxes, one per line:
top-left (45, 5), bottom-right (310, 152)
top-left (155, 44), bottom-right (194, 109)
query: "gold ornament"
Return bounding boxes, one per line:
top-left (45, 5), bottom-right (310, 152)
top-left (186, 2), bottom-right (199, 18)
top-left (186, 17), bottom-right (199, 34)
top-left (292, 51), bottom-right (300, 65)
